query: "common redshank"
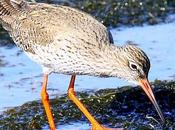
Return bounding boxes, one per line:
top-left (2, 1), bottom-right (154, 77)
top-left (0, 0), bottom-right (165, 129)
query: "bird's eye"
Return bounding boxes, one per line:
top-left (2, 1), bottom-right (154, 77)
top-left (129, 62), bottom-right (138, 71)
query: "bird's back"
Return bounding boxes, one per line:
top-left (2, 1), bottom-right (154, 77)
top-left (0, 0), bottom-right (113, 53)
top-left (0, 0), bottom-right (115, 74)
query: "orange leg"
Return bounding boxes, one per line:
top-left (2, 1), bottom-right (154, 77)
top-left (41, 74), bottom-right (56, 130)
top-left (68, 75), bottom-right (122, 130)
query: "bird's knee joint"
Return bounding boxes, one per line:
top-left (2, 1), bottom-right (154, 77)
top-left (68, 88), bottom-right (75, 98)
top-left (41, 91), bottom-right (49, 101)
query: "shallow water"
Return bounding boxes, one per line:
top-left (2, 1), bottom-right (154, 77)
top-left (0, 22), bottom-right (175, 129)
top-left (43, 122), bottom-right (90, 130)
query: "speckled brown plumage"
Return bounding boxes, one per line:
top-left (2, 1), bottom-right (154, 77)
top-left (0, 0), bottom-right (150, 79)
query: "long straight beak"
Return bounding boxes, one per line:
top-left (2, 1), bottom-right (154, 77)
top-left (139, 78), bottom-right (165, 123)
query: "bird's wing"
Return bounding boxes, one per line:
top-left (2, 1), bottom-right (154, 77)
top-left (107, 29), bottom-right (114, 44)
top-left (1, 1), bottom-right (113, 53)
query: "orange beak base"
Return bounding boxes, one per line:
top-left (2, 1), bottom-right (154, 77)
top-left (139, 78), bottom-right (165, 123)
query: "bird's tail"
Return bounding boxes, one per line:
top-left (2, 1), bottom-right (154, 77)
top-left (0, 0), bottom-right (28, 30)
top-left (0, 0), bottom-right (19, 17)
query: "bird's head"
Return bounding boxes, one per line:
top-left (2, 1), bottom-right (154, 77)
top-left (116, 44), bottom-right (165, 123)
top-left (119, 45), bottom-right (150, 82)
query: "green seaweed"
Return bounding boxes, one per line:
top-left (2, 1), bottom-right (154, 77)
top-left (44, 0), bottom-right (175, 27)
top-left (0, 80), bottom-right (175, 129)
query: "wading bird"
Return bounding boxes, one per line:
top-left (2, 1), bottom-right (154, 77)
top-left (0, 0), bottom-right (164, 129)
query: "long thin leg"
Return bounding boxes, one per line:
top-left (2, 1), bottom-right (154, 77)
top-left (41, 74), bottom-right (56, 130)
top-left (68, 75), bottom-right (122, 130)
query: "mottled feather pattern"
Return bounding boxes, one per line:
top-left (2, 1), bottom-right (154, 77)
top-left (0, 0), bottom-right (150, 81)
top-left (123, 45), bottom-right (150, 75)
top-left (0, 0), bottom-right (15, 16)
top-left (1, 1), bottom-right (112, 52)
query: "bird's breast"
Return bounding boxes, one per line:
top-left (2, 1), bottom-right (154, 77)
top-left (25, 41), bottom-right (100, 75)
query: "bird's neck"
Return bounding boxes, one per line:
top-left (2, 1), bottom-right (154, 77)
top-left (82, 44), bottom-right (126, 78)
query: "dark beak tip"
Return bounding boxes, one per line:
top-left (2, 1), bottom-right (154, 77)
top-left (139, 78), bottom-right (165, 123)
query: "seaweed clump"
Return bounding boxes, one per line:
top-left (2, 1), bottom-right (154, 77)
top-left (0, 80), bottom-right (175, 129)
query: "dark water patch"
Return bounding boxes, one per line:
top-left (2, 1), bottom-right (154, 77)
top-left (169, 74), bottom-right (175, 79)
top-left (0, 59), bottom-right (7, 67)
top-left (0, 80), bottom-right (174, 129)
top-left (0, 46), bottom-right (22, 70)
top-left (0, 26), bottom-right (14, 47)
top-left (0, 55), bottom-right (8, 68)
